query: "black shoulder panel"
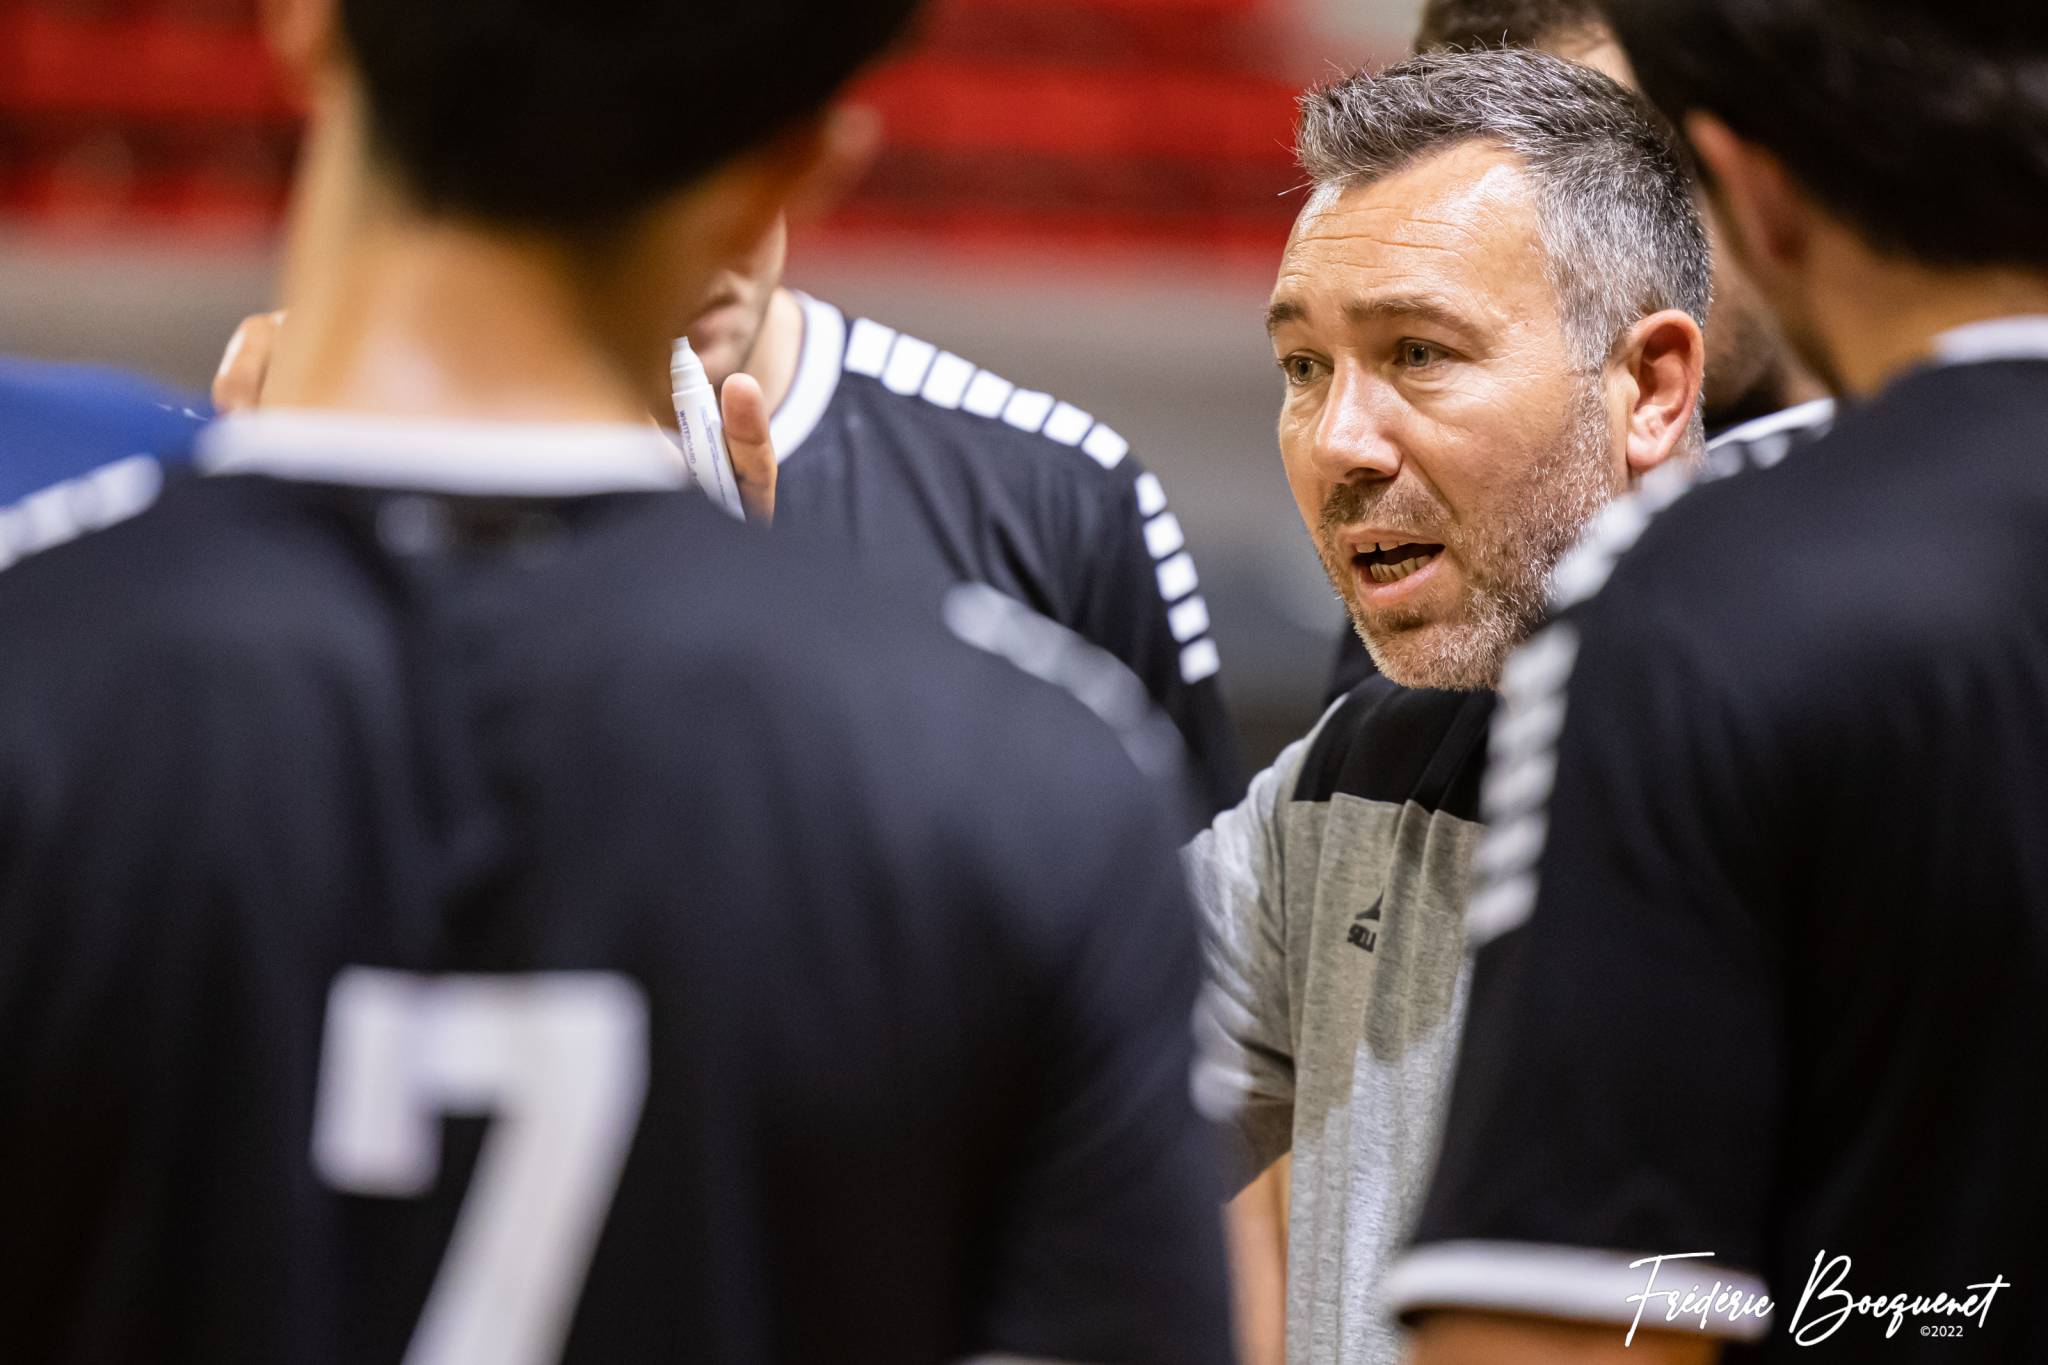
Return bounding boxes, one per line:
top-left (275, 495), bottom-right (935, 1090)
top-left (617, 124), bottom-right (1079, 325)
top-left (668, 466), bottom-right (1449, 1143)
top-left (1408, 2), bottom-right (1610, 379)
top-left (1291, 675), bottom-right (1494, 822)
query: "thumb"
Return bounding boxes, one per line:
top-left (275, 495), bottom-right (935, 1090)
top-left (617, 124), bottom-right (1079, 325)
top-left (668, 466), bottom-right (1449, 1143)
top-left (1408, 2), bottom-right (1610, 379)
top-left (212, 310), bottom-right (285, 414)
top-left (720, 371), bottom-right (777, 525)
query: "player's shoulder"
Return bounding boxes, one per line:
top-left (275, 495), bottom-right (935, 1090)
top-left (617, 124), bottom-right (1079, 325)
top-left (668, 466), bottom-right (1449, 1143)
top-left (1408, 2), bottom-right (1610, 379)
top-left (0, 356), bottom-right (205, 506)
top-left (784, 292), bottom-right (1148, 489)
top-left (936, 581), bottom-right (1190, 794)
top-left (1703, 396), bottom-right (1836, 470)
top-left (3, 453), bottom-right (1175, 864)
top-left (1290, 672), bottom-right (1492, 817)
top-left (0, 465), bottom-right (387, 692)
top-left (640, 546), bottom-right (1188, 951)
top-left (0, 448), bottom-right (216, 597)
top-left (1573, 368), bottom-right (2047, 677)
top-left (594, 509), bottom-right (1178, 819)
top-left (1616, 369), bottom-right (2036, 582)
top-left (1562, 398), bottom-right (1831, 607)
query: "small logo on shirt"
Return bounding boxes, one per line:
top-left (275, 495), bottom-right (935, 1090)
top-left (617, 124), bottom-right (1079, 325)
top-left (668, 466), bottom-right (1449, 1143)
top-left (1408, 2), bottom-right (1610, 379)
top-left (1347, 893), bottom-right (1382, 953)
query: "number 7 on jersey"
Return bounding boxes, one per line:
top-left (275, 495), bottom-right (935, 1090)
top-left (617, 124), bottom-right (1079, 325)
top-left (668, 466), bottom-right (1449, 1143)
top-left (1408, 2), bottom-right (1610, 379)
top-left (312, 969), bottom-right (650, 1365)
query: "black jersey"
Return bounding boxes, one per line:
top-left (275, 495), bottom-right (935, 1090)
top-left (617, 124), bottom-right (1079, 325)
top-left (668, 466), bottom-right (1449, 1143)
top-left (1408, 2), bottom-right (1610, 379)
top-left (769, 292), bottom-right (1244, 819)
top-left (1389, 336), bottom-right (2048, 1358)
top-left (0, 411), bottom-right (1234, 1365)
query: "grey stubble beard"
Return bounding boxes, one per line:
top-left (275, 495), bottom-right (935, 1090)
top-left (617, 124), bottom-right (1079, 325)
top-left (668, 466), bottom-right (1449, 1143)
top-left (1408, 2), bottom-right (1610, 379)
top-left (1319, 379), bottom-right (1616, 692)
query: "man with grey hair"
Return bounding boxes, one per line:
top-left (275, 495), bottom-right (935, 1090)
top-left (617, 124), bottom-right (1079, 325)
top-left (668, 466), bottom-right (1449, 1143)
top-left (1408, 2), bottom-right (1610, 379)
top-left (1187, 47), bottom-right (1707, 1365)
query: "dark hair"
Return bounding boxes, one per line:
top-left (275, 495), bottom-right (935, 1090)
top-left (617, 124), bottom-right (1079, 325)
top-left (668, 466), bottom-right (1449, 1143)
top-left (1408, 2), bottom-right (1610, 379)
top-left (339, 0), bottom-right (924, 230)
top-left (1297, 49), bottom-right (1709, 378)
top-left (1600, 0), bottom-right (2048, 269)
top-left (1415, 0), bottom-right (1605, 52)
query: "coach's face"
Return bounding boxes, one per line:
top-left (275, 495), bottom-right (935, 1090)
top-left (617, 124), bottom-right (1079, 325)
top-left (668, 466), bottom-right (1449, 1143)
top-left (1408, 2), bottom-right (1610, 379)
top-left (1268, 141), bottom-right (1621, 690)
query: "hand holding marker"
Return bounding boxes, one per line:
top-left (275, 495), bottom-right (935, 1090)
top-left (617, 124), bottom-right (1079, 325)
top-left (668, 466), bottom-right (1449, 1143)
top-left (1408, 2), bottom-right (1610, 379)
top-left (671, 339), bottom-right (748, 520)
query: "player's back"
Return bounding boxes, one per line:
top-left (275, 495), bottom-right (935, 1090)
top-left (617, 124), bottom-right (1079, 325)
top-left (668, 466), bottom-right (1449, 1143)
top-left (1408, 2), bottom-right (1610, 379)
top-left (0, 412), bottom-right (1232, 1365)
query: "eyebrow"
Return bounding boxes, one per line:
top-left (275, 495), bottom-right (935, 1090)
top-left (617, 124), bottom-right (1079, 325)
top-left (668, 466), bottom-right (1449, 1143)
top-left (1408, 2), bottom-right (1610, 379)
top-left (1265, 293), bottom-right (1473, 337)
top-left (1265, 298), bottom-right (1307, 334)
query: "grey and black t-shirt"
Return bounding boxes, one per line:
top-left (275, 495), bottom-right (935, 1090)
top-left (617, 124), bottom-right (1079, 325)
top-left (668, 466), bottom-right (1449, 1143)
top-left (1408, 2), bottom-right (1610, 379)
top-left (1187, 676), bottom-right (1492, 1365)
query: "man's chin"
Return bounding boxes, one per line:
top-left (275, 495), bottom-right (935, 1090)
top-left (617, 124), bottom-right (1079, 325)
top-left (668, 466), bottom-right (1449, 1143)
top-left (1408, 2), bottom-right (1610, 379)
top-left (1353, 616), bottom-right (1509, 693)
top-left (685, 338), bottom-right (745, 389)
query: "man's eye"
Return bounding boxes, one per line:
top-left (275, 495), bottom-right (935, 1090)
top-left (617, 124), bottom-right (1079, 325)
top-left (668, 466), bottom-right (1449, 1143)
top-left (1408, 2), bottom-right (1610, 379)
top-left (1279, 356), bottom-right (1323, 387)
top-left (1397, 340), bottom-right (1447, 369)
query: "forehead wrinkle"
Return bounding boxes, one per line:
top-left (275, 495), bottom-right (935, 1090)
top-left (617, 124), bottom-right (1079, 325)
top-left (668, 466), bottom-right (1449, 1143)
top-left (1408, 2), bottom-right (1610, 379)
top-left (1273, 242), bottom-right (1517, 336)
top-left (1287, 207), bottom-right (1488, 264)
top-left (1277, 163), bottom-right (1555, 344)
top-left (1289, 149), bottom-right (1540, 252)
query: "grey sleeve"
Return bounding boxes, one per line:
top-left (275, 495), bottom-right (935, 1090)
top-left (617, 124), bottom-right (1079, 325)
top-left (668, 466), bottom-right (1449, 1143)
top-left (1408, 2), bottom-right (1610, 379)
top-left (1182, 727), bottom-right (1318, 1189)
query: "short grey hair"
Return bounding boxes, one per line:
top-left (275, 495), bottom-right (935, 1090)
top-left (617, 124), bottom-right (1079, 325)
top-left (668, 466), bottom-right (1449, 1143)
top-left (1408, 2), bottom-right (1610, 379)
top-left (1296, 48), bottom-right (1710, 380)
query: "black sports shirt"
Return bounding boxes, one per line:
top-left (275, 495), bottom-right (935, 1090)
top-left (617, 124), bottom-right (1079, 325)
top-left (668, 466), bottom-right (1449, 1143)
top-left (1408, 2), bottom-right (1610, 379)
top-left (770, 292), bottom-right (1244, 818)
top-left (0, 410), bottom-right (1234, 1365)
top-left (1390, 326), bottom-right (2048, 1359)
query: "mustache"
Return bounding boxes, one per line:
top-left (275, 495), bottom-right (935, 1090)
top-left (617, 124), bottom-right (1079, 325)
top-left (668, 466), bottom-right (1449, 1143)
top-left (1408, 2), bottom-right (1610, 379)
top-left (1318, 480), bottom-right (1450, 544)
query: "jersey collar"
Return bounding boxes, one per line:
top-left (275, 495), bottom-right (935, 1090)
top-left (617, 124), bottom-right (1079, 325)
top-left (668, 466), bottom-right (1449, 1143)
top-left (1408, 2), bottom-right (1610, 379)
top-left (196, 409), bottom-right (693, 497)
top-left (768, 291), bottom-right (845, 463)
top-left (1931, 315), bottom-right (2048, 368)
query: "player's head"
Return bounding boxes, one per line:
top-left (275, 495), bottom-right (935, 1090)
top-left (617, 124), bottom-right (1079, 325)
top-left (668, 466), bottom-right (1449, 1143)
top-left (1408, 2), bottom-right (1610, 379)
top-left (1271, 48), bottom-right (1706, 691)
top-left (1417, 0), bottom-right (1801, 426)
top-left (1416, 0), bottom-right (1607, 61)
top-left (267, 0), bottom-right (917, 372)
top-left (1602, 0), bottom-right (2048, 393)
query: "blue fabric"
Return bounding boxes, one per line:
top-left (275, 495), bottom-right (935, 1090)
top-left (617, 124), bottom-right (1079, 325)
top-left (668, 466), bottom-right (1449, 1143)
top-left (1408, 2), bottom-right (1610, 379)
top-left (0, 357), bottom-right (205, 506)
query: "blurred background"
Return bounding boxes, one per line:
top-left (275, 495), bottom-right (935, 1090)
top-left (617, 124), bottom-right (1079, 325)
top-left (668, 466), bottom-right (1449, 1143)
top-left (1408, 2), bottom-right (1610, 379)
top-left (0, 0), bottom-right (1425, 764)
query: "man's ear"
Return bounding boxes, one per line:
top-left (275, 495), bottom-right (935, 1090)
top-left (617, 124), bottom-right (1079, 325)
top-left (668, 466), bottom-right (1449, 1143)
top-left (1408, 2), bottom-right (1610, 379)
top-left (1687, 112), bottom-right (1812, 283)
top-left (1617, 308), bottom-right (1704, 478)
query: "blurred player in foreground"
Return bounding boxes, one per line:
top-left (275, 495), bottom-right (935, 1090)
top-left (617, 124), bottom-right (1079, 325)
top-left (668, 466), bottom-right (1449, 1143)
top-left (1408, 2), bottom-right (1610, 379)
top-left (1186, 48), bottom-right (1706, 1365)
top-left (1323, 0), bottom-right (1836, 704)
top-left (217, 55), bottom-right (1253, 1365)
top-left (0, 0), bottom-right (1237, 1359)
top-left (216, 214), bottom-right (1245, 823)
top-left (1393, 0), bottom-right (2048, 1359)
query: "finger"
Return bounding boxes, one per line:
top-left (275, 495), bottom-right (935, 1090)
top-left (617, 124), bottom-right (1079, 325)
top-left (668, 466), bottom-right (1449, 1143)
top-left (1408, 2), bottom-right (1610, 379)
top-left (212, 310), bottom-right (286, 414)
top-left (719, 371), bottom-right (777, 525)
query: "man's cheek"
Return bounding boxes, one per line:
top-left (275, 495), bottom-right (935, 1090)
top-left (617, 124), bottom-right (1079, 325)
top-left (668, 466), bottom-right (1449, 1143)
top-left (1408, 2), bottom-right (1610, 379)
top-left (1275, 441), bottom-right (1323, 534)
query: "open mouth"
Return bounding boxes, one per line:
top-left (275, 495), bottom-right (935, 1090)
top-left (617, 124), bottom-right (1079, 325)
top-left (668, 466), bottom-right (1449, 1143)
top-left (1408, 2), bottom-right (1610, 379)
top-left (1355, 541), bottom-right (1444, 585)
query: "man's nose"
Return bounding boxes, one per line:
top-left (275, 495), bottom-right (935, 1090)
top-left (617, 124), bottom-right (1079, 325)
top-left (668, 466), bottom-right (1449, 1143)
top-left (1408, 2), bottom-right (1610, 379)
top-left (1311, 369), bottom-right (1402, 486)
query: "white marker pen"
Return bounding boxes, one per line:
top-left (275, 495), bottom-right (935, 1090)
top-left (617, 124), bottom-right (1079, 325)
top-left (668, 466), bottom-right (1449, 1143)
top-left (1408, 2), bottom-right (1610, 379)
top-left (670, 338), bottom-right (746, 520)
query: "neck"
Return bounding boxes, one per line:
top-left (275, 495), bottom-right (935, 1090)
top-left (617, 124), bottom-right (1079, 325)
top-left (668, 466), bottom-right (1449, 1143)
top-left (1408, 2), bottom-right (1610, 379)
top-left (261, 94), bottom-right (686, 428)
top-left (1808, 234), bottom-right (2048, 395)
top-left (745, 287), bottom-right (807, 415)
top-left (1757, 352), bottom-right (1832, 415)
top-left (1708, 357), bottom-right (1831, 434)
